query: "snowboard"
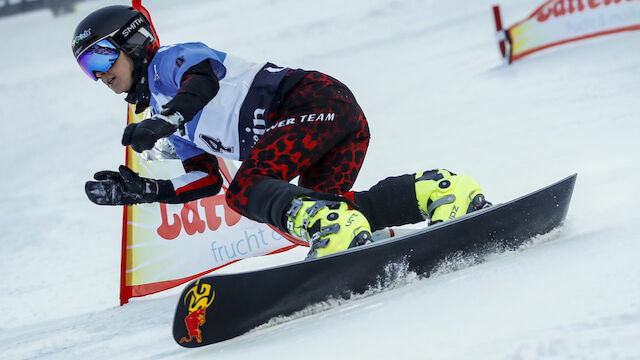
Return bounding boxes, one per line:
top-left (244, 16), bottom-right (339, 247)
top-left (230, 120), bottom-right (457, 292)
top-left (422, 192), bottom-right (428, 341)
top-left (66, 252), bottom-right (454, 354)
top-left (173, 174), bottom-right (577, 347)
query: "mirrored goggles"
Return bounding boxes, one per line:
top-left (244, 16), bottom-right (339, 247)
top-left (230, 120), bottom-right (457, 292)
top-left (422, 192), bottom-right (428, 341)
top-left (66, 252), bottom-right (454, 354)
top-left (77, 39), bottom-right (120, 81)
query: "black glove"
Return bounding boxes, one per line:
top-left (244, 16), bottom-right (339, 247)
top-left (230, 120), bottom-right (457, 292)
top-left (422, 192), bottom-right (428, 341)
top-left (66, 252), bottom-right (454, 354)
top-left (122, 108), bottom-right (184, 153)
top-left (85, 165), bottom-right (161, 206)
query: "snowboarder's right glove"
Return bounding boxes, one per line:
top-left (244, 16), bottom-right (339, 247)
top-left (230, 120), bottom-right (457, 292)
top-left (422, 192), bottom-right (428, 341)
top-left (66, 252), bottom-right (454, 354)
top-left (121, 108), bottom-right (184, 153)
top-left (85, 165), bottom-right (164, 206)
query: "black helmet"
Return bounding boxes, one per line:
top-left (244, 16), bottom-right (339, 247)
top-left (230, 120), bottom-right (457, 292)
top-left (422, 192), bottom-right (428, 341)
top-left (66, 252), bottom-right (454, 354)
top-left (72, 5), bottom-right (158, 80)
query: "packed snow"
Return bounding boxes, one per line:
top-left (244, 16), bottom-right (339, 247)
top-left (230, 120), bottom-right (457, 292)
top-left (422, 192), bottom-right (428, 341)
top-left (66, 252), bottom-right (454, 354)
top-left (1, 0), bottom-right (639, 359)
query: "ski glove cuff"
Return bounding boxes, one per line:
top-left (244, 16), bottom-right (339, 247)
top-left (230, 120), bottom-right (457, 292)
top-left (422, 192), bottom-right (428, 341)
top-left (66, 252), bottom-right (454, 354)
top-left (122, 109), bottom-right (184, 153)
top-left (85, 165), bottom-right (169, 206)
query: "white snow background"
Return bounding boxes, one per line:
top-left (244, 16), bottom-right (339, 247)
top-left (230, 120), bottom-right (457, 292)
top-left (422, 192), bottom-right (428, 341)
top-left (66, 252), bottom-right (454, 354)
top-left (1, 0), bottom-right (639, 359)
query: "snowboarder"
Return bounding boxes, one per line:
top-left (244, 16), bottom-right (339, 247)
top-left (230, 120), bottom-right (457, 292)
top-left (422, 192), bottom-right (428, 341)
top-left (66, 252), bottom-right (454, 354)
top-left (75, 5), bottom-right (489, 259)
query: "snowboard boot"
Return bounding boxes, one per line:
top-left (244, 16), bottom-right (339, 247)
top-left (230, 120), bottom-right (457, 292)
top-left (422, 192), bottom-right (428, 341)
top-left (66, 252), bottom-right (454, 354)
top-left (286, 197), bottom-right (373, 259)
top-left (415, 169), bottom-right (490, 224)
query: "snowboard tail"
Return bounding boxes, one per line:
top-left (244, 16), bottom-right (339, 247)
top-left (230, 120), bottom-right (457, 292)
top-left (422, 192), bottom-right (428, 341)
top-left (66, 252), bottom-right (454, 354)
top-left (173, 174), bottom-right (577, 347)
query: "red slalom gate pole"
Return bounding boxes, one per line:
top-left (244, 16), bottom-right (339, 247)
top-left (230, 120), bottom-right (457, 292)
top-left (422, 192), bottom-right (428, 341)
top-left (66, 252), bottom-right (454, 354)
top-left (492, 5), bottom-right (508, 60)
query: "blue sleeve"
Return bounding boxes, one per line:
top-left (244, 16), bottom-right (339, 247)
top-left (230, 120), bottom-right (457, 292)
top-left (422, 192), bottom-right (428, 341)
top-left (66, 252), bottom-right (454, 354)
top-left (169, 135), bottom-right (205, 162)
top-left (153, 42), bottom-right (227, 92)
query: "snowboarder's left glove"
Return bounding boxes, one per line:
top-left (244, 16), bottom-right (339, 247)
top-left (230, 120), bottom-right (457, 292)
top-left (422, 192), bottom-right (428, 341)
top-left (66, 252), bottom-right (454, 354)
top-left (85, 165), bottom-right (162, 206)
top-left (121, 108), bottom-right (184, 153)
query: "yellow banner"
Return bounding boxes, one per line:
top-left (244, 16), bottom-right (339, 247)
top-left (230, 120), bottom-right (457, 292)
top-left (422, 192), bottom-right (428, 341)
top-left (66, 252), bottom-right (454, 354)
top-left (506, 0), bottom-right (640, 61)
top-left (120, 105), bottom-right (297, 304)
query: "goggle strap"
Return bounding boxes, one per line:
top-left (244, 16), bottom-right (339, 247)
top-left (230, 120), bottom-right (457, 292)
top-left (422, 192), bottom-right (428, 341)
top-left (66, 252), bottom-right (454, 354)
top-left (110, 14), bottom-right (150, 49)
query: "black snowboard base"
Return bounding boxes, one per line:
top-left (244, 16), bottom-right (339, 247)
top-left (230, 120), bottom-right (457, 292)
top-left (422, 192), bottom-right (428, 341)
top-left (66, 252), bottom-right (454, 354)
top-left (173, 174), bottom-right (577, 347)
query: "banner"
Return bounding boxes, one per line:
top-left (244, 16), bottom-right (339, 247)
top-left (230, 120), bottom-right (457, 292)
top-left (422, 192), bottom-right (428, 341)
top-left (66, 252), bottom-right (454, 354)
top-left (493, 0), bottom-right (640, 63)
top-left (120, 105), bottom-right (298, 305)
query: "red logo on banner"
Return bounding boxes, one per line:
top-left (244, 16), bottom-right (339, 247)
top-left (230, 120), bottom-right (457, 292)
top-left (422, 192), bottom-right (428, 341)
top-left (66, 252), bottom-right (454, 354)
top-left (537, 0), bottom-right (633, 22)
top-left (157, 194), bottom-right (242, 240)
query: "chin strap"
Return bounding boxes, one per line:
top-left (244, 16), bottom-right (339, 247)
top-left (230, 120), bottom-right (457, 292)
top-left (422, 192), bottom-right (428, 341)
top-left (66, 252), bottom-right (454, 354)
top-left (124, 37), bottom-right (156, 112)
top-left (125, 57), bottom-right (151, 112)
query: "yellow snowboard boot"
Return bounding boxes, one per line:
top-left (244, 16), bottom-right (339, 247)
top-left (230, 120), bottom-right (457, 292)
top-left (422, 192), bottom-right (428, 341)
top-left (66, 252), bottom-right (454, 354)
top-left (286, 197), bottom-right (372, 259)
top-left (415, 169), bottom-right (490, 224)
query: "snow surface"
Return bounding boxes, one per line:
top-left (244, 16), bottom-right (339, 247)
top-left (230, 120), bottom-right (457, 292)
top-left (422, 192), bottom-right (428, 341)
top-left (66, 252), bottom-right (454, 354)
top-left (1, 0), bottom-right (639, 358)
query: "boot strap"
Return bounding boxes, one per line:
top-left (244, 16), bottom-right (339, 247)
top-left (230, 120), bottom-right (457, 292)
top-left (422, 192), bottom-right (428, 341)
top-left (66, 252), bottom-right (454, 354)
top-left (310, 223), bottom-right (340, 243)
top-left (427, 194), bottom-right (456, 215)
top-left (286, 198), bottom-right (304, 218)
